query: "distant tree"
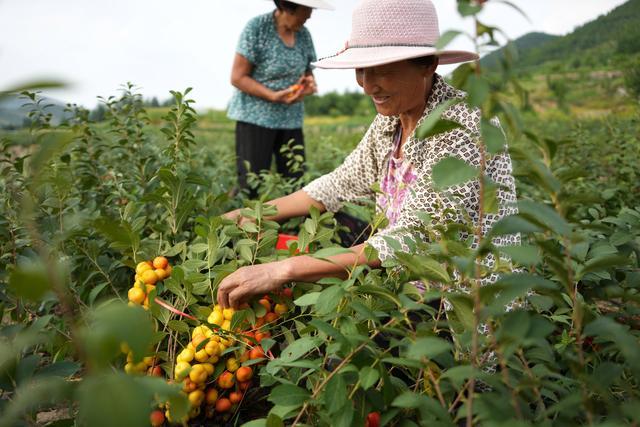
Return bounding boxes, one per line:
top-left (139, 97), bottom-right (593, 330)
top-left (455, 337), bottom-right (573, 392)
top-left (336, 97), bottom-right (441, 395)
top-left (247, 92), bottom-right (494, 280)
top-left (546, 75), bottom-right (570, 112)
top-left (89, 104), bottom-right (106, 122)
top-left (623, 57), bottom-right (640, 99)
top-left (150, 97), bottom-right (160, 108)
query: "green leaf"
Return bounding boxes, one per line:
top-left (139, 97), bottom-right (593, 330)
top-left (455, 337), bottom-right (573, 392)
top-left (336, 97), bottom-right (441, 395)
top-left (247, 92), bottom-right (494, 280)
top-left (392, 392), bottom-right (426, 408)
top-left (518, 200), bottom-right (571, 236)
top-left (436, 30), bottom-right (462, 49)
top-left (490, 215), bottom-right (542, 237)
top-left (499, 245), bottom-right (541, 265)
top-left (315, 285), bottom-right (345, 315)
top-left (405, 337), bottom-right (451, 360)
top-left (431, 156), bottom-right (479, 190)
top-left (584, 317), bottom-right (640, 370)
top-left (577, 255), bottom-right (630, 279)
top-left (396, 253), bottom-right (451, 283)
top-left (293, 292), bottom-right (320, 307)
top-left (359, 366), bottom-right (380, 390)
top-left (312, 247), bottom-right (353, 259)
top-left (266, 413), bottom-right (285, 427)
top-left (440, 365), bottom-right (476, 389)
top-left (416, 99), bottom-right (460, 139)
top-left (167, 320), bottom-right (190, 334)
top-left (0, 377), bottom-right (70, 427)
top-left (481, 119), bottom-right (506, 154)
top-left (268, 384), bottom-right (311, 408)
top-left (8, 261), bottom-right (59, 302)
top-left (309, 319), bottom-right (350, 348)
top-left (78, 374), bottom-right (187, 427)
top-left (279, 336), bottom-right (321, 363)
top-left (466, 74), bottom-right (490, 108)
top-left (82, 302), bottom-right (155, 368)
top-left (325, 374), bottom-right (348, 414)
top-left (420, 119), bottom-right (463, 139)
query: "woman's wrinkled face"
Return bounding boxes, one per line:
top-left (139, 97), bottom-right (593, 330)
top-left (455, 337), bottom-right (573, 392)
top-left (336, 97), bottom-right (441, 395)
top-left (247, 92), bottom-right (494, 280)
top-left (283, 6), bottom-right (312, 31)
top-left (355, 60), bottom-right (435, 117)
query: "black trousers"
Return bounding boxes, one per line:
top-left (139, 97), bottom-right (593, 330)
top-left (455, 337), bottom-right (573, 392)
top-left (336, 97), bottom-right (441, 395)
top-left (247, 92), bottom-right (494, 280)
top-left (235, 121), bottom-right (305, 198)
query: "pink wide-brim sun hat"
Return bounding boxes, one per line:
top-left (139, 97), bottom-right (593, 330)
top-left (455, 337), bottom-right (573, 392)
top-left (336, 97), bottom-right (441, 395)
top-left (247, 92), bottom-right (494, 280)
top-left (313, 0), bottom-right (478, 69)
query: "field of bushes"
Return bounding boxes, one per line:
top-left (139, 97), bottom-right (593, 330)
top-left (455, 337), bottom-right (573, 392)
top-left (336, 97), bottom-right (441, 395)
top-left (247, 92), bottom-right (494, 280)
top-left (1, 4), bottom-right (640, 426)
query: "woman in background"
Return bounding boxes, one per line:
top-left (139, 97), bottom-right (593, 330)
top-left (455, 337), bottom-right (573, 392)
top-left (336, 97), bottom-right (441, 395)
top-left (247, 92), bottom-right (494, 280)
top-left (227, 0), bottom-right (334, 198)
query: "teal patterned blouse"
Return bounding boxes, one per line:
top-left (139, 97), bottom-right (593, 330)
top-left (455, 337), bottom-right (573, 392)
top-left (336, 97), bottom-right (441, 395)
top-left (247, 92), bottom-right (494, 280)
top-left (227, 11), bottom-right (317, 130)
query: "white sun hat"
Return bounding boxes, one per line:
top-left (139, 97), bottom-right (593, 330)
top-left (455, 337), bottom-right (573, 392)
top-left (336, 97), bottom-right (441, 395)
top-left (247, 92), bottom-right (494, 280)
top-left (314, 0), bottom-right (478, 69)
top-left (270, 0), bottom-right (335, 10)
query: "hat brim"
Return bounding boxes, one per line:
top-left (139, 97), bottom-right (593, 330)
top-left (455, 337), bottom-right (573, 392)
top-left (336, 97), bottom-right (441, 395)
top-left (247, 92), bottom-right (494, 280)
top-left (313, 46), bottom-right (478, 69)
top-left (269, 0), bottom-right (335, 10)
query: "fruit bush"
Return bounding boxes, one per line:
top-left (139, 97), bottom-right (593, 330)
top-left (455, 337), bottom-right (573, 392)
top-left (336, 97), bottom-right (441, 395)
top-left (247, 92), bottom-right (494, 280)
top-left (1, 2), bottom-right (640, 426)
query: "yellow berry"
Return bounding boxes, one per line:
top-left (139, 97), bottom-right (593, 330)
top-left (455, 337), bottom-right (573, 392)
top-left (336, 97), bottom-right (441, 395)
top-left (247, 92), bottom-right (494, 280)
top-left (194, 349), bottom-right (209, 363)
top-left (177, 348), bottom-right (195, 363)
top-left (135, 261), bottom-right (153, 274)
top-left (223, 308), bottom-right (235, 321)
top-left (188, 389), bottom-right (205, 407)
top-left (189, 364), bottom-right (208, 384)
top-left (201, 363), bottom-right (214, 375)
top-left (205, 341), bottom-right (220, 357)
top-left (174, 361), bottom-right (191, 381)
top-left (127, 287), bottom-right (145, 304)
top-left (226, 357), bottom-right (239, 373)
top-left (208, 310), bottom-right (224, 326)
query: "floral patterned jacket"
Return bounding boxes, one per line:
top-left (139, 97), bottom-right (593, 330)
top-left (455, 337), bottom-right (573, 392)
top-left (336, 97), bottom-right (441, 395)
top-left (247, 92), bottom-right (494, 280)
top-left (303, 74), bottom-right (519, 261)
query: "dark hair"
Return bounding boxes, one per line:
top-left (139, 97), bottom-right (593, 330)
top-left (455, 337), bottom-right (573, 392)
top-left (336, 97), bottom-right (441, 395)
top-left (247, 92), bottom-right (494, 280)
top-left (408, 55), bottom-right (438, 68)
top-left (274, 0), bottom-right (299, 12)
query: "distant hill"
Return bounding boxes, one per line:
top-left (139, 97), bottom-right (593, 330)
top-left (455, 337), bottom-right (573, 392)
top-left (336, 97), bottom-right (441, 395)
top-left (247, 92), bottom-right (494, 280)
top-left (480, 32), bottom-right (559, 69)
top-left (481, 0), bottom-right (640, 71)
top-left (0, 94), bottom-right (70, 130)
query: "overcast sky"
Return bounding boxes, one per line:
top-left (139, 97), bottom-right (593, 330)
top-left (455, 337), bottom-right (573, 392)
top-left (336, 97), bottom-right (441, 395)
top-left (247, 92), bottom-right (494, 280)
top-left (0, 0), bottom-right (628, 109)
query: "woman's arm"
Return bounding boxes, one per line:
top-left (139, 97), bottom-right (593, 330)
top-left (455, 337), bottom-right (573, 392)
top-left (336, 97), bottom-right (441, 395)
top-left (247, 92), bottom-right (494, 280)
top-left (230, 53), bottom-right (302, 104)
top-left (217, 243), bottom-right (381, 308)
top-left (224, 189), bottom-right (325, 224)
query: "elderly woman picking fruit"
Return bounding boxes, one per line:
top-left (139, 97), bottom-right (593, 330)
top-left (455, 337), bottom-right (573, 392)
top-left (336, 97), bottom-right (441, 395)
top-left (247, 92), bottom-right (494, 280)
top-left (218, 0), bottom-right (519, 309)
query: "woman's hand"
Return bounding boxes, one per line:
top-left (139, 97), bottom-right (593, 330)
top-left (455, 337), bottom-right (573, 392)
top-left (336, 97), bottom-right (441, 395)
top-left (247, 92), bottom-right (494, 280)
top-left (299, 74), bottom-right (317, 96)
top-left (270, 87), bottom-right (304, 104)
top-left (223, 209), bottom-right (254, 227)
top-left (217, 261), bottom-right (291, 309)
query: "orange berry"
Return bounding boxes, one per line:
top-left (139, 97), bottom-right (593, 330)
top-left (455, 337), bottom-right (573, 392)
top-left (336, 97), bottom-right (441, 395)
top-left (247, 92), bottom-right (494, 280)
top-left (141, 269), bottom-right (158, 285)
top-left (258, 298), bottom-right (271, 313)
top-left (236, 366), bottom-right (253, 382)
top-left (215, 398), bottom-right (232, 413)
top-left (217, 371), bottom-right (235, 389)
top-left (265, 312), bottom-right (279, 323)
top-left (154, 268), bottom-right (168, 280)
top-left (229, 391), bottom-right (243, 404)
top-left (238, 380), bottom-right (251, 391)
top-left (153, 256), bottom-right (169, 269)
top-left (148, 365), bottom-right (163, 377)
top-left (149, 409), bottom-right (165, 427)
top-left (255, 331), bottom-right (271, 342)
top-left (249, 346), bottom-right (266, 360)
top-left (182, 378), bottom-right (197, 393)
top-left (205, 388), bottom-right (219, 405)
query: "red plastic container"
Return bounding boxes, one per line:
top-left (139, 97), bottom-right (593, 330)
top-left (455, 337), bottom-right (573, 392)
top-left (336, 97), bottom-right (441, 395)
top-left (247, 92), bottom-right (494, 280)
top-left (276, 234), bottom-right (299, 251)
